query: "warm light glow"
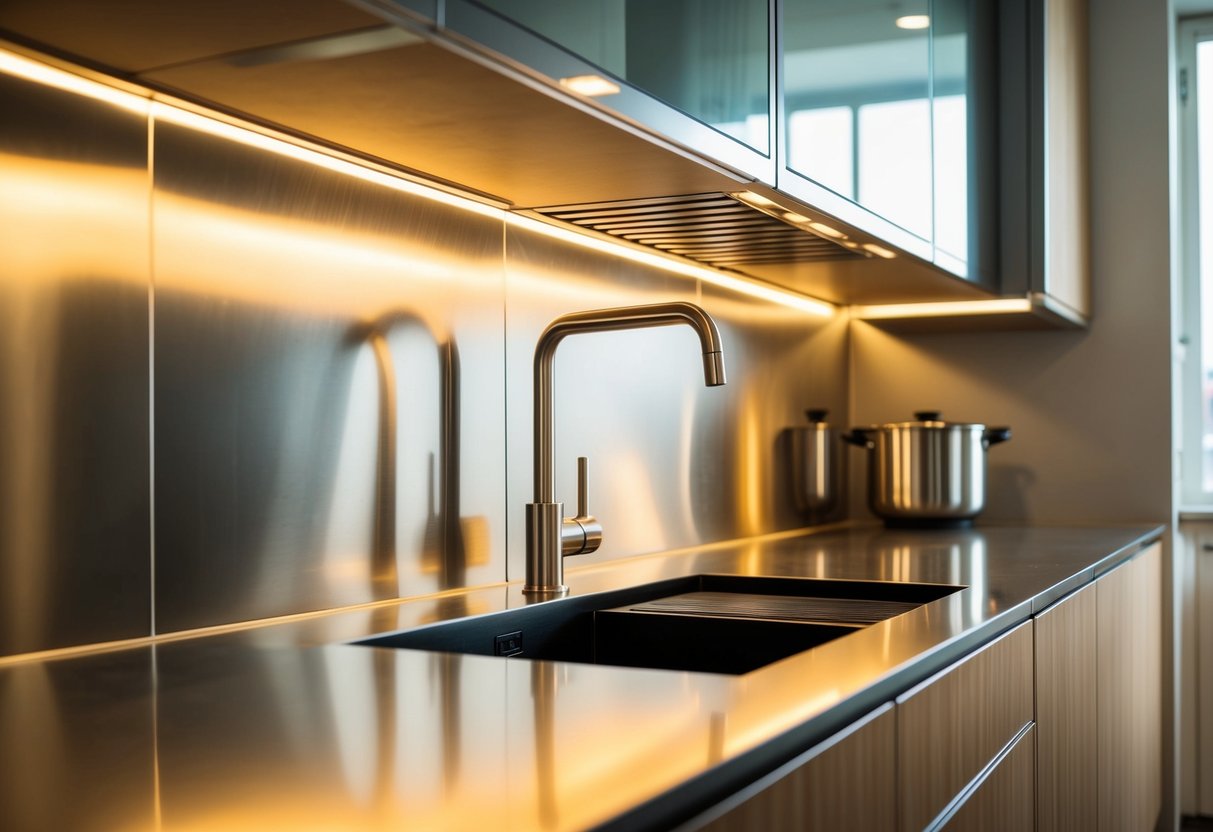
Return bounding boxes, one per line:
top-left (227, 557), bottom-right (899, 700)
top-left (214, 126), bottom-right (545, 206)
top-left (150, 103), bottom-right (503, 220)
top-left (896, 14), bottom-right (931, 29)
top-left (807, 221), bottom-right (845, 239)
top-left (0, 49), bottom-right (149, 114)
top-left (853, 298), bottom-right (1034, 319)
top-left (862, 243), bottom-right (897, 259)
top-left (782, 211), bottom-right (811, 224)
top-left (506, 214), bottom-right (836, 317)
top-left (732, 191), bottom-right (785, 212)
top-left (559, 74), bottom-right (622, 97)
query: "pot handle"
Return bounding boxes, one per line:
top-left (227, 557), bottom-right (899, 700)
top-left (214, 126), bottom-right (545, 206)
top-left (983, 427), bottom-right (1012, 447)
top-left (842, 428), bottom-right (874, 448)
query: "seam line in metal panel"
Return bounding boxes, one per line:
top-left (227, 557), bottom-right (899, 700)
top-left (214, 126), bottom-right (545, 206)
top-left (148, 110), bottom-right (157, 638)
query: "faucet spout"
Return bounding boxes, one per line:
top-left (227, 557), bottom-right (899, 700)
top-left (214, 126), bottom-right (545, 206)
top-left (525, 301), bottom-right (727, 595)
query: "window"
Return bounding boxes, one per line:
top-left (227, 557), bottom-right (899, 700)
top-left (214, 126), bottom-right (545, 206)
top-left (1179, 17), bottom-right (1213, 504)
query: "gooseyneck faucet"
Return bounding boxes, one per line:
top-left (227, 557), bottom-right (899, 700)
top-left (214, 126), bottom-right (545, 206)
top-left (524, 301), bottom-right (727, 596)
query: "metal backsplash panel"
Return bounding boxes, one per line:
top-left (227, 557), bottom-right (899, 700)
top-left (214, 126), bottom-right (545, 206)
top-left (151, 121), bottom-right (506, 633)
top-left (503, 223), bottom-right (848, 581)
top-left (0, 71), bottom-right (151, 656)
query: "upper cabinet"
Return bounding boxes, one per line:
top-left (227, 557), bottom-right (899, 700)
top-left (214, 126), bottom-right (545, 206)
top-left (999, 0), bottom-right (1091, 321)
top-left (779, 0), bottom-right (998, 286)
top-left (443, 0), bottom-right (777, 183)
top-left (0, 0), bottom-right (1086, 321)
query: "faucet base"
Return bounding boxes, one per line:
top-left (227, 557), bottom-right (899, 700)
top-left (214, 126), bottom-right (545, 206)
top-left (524, 501), bottom-right (566, 594)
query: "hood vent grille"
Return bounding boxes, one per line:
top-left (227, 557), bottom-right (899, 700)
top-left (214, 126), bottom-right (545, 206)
top-left (532, 193), bottom-right (863, 272)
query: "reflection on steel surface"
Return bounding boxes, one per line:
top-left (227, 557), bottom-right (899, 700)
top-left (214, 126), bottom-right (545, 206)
top-left (0, 63), bottom-right (151, 656)
top-left (151, 118), bottom-right (506, 632)
top-left (355, 311), bottom-right (472, 597)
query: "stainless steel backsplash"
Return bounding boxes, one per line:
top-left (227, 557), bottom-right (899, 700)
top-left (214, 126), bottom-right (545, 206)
top-left (0, 70), bottom-right (152, 656)
top-left (0, 61), bottom-right (847, 655)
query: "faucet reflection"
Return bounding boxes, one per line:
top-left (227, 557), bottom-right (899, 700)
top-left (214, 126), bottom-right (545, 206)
top-left (525, 302), bottom-right (727, 596)
top-left (357, 311), bottom-right (468, 598)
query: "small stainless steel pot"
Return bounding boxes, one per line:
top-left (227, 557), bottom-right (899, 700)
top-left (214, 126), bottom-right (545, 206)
top-left (789, 409), bottom-right (842, 521)
top-left (843, 411), bottom-right (1011, 528)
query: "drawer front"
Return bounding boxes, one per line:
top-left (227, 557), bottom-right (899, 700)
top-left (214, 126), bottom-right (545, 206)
top-left (939, 724), bottom-right (1036, 832)
top-left (897, 621), bottom-right (1034, 832)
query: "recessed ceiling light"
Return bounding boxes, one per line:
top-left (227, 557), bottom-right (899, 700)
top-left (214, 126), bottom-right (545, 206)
top-left (783, 211), bottom-right (811, 224)
top-left (896, 14), bottom-right (930, 30)
top-left (559, 74), bottom-right (621, 97)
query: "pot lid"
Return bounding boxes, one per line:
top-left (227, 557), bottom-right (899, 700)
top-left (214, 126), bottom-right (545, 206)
top-left (871, 411), bottom-right (988, 430)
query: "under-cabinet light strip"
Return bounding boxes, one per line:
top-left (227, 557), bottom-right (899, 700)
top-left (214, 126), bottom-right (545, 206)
top-left (852, 298), bottom-right (1033, 319)
top-left (1, 45), bottom-right (840, 316)
top-left (149, 103), bottom-right (505, 220)
top-left (0, 48), bottom-right (149, 114)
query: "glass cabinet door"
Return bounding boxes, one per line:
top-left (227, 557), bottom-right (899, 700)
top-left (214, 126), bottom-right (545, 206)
top-left (472, 0), bottom-right (771, 154)
top-left (932, 0), bottom-right (996, 282)
top-left (783, 0), bottom-right (933, 242)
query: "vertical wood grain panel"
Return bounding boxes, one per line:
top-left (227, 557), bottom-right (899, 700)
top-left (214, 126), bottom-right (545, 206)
top-left (896, 622), bottom-right (1034, 832)
top-left (1035, 581), bottom-right (1097, 831)
top-left (697, 705), bottom-right (896, 832)
top-left (1097, 543), bottom-right (1162, 831)
top-left (1045, 0), bottom-right (1090, 314)
top-left (940, 725), bottom-right (1036, 832)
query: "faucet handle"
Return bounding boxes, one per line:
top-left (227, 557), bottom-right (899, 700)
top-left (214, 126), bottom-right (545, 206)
top-left (562, 456), bottom-right (603, 557)
top-left (577, 456), bottom-right (589, 518)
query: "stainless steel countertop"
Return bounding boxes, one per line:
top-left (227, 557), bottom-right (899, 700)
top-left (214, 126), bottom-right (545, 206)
top-left (0, 524), bottom-right (1163, 832)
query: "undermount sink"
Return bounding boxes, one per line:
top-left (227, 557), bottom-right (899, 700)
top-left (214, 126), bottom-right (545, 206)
top-left (357, 575), bottom-right (963, 676)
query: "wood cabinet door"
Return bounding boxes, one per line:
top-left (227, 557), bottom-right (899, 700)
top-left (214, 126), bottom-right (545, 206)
top-left (1035, 580), bottom-right (1098, 831)
top-left (1097, 542), bottom-right (1162, 832)
top-left (695, 704), bottom-right (896, 832)
top-left (939, 724), bottom-right (1036, 832)
top-left (896, 622), bottom-right (1034, 832)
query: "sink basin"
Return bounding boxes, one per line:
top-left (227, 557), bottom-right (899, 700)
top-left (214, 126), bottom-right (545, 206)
top-left (357, 575), bottom-right (963, 675)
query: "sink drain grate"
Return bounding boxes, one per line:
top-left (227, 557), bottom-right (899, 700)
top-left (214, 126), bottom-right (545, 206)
top-left (627, 592), bottom-right (921, 626)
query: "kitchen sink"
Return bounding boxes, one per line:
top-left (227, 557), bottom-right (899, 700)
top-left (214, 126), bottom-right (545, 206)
top-left (357, 575), bottom-right (963, 675)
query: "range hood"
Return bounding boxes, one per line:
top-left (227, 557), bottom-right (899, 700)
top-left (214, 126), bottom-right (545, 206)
top-left (0, 0), bottom-right (997, 306)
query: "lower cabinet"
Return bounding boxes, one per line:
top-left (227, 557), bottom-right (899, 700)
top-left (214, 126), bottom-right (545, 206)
top-left (896, 622), bottom-right (1035, 831)
top-left (1096, 543), bottom-right (1163, 832)
top-left (1035, 577), bottom-right (1098, 831)
top-left (1036, 542), bottom-right (1162, 832)
top-left (694, 703), bottom-right (897, 832)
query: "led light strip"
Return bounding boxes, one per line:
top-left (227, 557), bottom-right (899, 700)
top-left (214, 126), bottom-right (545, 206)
top-left (852, 297), bottom-right (1033, 319)
top-left (0, 48), bottom-right (149, 114)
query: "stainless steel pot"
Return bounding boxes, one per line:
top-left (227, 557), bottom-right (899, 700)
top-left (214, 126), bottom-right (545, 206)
top-left (843, 411), bottom-right (1011, 528)
top-left (789, 409), bottom-right (842, 521)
